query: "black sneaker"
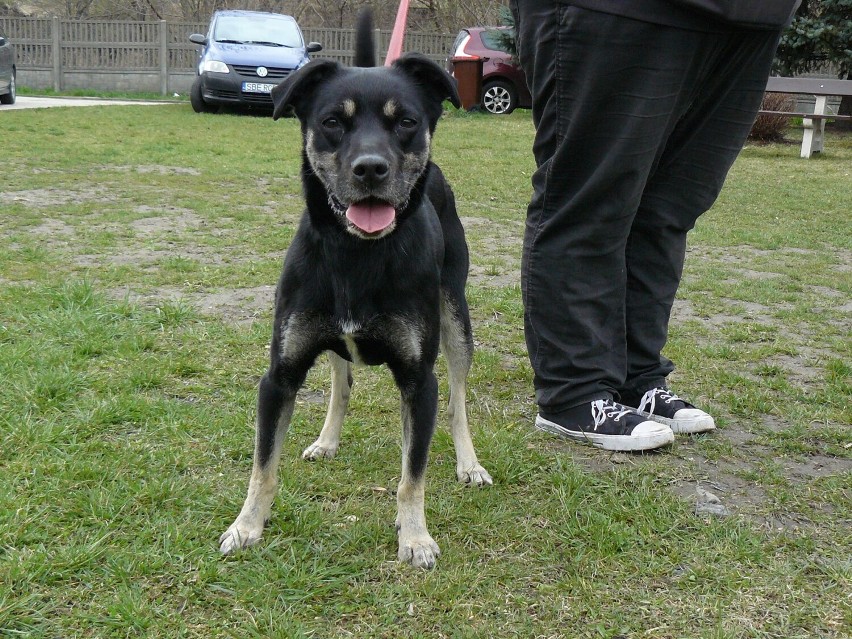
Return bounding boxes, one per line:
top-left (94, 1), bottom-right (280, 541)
top-left (535, 399), bottom-right (674, 452)
top-left (633, 388), bottom-right (715, 434)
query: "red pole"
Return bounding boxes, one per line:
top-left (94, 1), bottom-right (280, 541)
top-left (385, 0), bottom-right (410, 65)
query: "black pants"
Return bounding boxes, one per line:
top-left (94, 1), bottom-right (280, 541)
top-left (510, 2), bottom-right (782, 413)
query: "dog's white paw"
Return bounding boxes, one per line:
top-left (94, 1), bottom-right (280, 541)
top-left (302, 440), bottom-right (338, 460)
top-left (398, 534), bottom-right (440, 569)
top-left (457, 464), bottom-right (493, 487)
top-left (219, 519), bottom-right (264, 555)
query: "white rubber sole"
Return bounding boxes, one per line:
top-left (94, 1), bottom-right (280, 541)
top-left (535, 415), bottom-right (674, 452)
top-left (637, 408), bottom-right (716, 435)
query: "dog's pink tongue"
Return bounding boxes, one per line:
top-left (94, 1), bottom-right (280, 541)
top-left (345, 202), bottom-right (396, 233)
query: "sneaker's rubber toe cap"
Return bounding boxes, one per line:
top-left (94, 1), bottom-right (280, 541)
top-left (621, 420), bottom-right (675, 451)
top-left (671, 409), bottom-right (715, 434)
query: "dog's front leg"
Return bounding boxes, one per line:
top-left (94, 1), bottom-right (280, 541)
top-left (395, 371), bottom-right (440, 569)
top-left (303, 351), bottom-right (352, 460)
top-left (219, 370), bottom-right (297, 554)
top-left (440, 296), bottom-right (493, 487)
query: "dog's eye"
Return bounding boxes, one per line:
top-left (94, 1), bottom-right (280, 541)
top-left (322, 117), bottom-right (342, 130)
top-left (399, 118), bottom-right (418, 129)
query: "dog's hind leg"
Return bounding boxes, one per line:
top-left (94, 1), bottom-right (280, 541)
top-left (303, 351), bottom-right (352, 460)
top-left (440, 294), bottom-right (493, 487)
top-left (219, 367), bottom-right (302, 554)
top-left (395, 370), bottom-right (441, 569)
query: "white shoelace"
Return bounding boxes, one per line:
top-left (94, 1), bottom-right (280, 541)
top-left (638, 388), bottom-right (680, 414)
top-left (591, 399), bottom-right (631, 431)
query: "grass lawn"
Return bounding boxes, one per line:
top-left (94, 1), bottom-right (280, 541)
top-left (0, 103), bottom-right (849, 638)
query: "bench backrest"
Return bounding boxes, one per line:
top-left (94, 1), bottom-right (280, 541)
top-left (765, 77), bottom-right (852, 96)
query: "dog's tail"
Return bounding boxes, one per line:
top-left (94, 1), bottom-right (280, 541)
top-left (353, 7), bottom-right (377, 68)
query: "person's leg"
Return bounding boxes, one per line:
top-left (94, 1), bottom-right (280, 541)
top-left (512, 2), bottom-right (709, 414)
top-left (618, 29), bottom-right (783, 430)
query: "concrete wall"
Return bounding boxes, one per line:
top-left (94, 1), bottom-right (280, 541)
top-left (19, 68), bottom-right (195, 94)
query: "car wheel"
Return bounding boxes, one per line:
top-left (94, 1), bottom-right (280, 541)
top-left (0, 69), bottom-right (15, 105)
top-left (482, 79), bottom-right (517, 115)
top-left (190, 77), bottom-right (216, 113)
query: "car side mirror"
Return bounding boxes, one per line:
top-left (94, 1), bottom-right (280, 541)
top-left (189, 34), bottom-right (207, 46)
top-left (306, 42), bottom-right (323, 53)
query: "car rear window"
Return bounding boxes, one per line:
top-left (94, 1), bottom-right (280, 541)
top-left (480, 29), bottom-right (513, 54)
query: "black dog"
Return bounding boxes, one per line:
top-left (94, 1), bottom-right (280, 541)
top-left (219, 11), bottom-right (491, 569)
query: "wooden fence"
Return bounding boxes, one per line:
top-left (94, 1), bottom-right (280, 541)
top-left (0, 16), bottom-right (456, 94)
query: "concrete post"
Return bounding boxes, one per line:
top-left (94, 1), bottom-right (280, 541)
top-left (801, 95), bottom-right (828, 158)
top-left (51, 16), bottom-right (61, 91)
top-left (159, 20), bottom-right (168, 95)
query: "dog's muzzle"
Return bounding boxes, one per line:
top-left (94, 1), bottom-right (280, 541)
top-left (352, 154), bottom-right (390, 190)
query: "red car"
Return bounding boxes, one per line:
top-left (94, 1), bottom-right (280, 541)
top-left (448, 27), bottom-right (530, 115)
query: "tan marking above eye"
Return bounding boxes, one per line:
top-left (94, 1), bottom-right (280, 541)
top-left (343, 99), bottom-right (356, 117)
top-left (383, 100), bottom-right (398, 118)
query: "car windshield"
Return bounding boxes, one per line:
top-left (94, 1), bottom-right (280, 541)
top-left (214, 15), bottom-right (302, 48)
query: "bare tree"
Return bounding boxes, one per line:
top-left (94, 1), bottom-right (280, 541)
top-left (64, 0), bottom-right (95, 18)
top-left (8, 0), bottom-right (507, 26)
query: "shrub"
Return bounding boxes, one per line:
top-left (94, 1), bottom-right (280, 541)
top-left (749, 92), bottom-right (795, 142)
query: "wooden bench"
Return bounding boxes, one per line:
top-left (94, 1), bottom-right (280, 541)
top-left (759, 77), bottom-right (852, 158)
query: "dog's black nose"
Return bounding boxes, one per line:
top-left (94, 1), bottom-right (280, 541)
top-left (352, 155), bottom-right (390, 187)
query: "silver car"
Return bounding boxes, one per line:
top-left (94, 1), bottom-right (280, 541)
top-left (0, 29), bottom-right (15, 105)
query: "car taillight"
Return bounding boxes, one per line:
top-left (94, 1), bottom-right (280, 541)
top-left (453, 34), bottom-right (473, 58)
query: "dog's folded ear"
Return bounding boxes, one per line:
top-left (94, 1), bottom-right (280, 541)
top-left (393, 53), bottom-right (462, 114)
top-left (272, 60), bottom-right (342, 121)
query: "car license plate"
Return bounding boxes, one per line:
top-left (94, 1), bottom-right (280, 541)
top-left (242, 82), bottom-right (275, 94)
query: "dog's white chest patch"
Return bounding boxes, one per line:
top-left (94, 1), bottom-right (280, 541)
top-left (340, 320), bottom-right (365, 366)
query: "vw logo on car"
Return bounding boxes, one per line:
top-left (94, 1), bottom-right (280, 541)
top-left (256, 67), bottom-right (268, 78)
